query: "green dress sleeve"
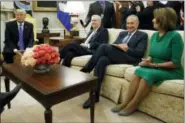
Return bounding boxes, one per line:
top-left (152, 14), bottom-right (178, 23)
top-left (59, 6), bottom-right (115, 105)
top-left (171, 32), bottom-right (184, 67)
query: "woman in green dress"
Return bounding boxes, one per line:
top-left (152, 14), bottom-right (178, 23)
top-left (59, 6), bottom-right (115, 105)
top-left (111, 7), bottom-right (184, 116)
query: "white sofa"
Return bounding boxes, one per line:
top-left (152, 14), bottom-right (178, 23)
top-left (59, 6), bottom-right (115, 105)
top-left (71, 29), bottom-right (184, 123)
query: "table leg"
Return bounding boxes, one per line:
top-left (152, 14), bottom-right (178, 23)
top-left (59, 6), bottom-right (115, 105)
top-left (4, 77), bottom-right (11, 109)
top-left (44, 108), bottom-right (52, 123)
top-left (90, 89), bottom-right (95, 123)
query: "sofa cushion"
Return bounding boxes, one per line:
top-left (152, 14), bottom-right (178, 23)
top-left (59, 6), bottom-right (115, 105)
top-left (124, 66), bottom-right (138, 81)
top-left (107, 28), bottom-right (124, 44)
top-left (152, 80), bottom-right (184, 98)
top-left (71, 55), bottom-right (91, 67)
top-left (105, 64), bottom-right (133, 78)
top-left (72, 55), bottom-right (133, 78)
top-left (124, 67), bottom-right (184, 98)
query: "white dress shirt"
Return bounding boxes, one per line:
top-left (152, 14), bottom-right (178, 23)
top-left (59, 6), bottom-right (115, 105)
top-left (81, 28), bottom-right (98, 48)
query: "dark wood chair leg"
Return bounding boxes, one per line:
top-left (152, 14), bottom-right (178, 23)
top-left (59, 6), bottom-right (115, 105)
top-left (4, 77), bottom-right (11, 109)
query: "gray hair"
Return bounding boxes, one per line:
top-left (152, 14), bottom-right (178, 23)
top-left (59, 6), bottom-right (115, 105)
top-left (14, 9), bottom-right (26, 15)
top-left (126, 15), bottom-right (139, 22)
top-left (91, 15), bottom-right (102, 22)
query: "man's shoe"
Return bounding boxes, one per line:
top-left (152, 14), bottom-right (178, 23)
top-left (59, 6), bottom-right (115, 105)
top-left (83, 97), bottom-right (99, 109)
top-left (0, 84), bottom-right (22, 109)
top-left (80, 68), bottom-right (89, 73)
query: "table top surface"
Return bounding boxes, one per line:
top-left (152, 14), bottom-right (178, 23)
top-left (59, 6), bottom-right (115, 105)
top-left (2, 57), bottom-right (97, 96)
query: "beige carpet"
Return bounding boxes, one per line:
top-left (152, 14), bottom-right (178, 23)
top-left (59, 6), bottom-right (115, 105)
top-left (1, 78), bottom-right (163, 123)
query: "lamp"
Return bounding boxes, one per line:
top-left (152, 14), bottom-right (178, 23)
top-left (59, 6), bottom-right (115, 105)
top-left (64, 1), bottom-right (85, 15)
top-left (64, 1), bottom-right (85, 37)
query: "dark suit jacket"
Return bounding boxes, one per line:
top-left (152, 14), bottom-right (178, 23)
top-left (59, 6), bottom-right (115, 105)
top-left (3, 20), bottom-right (34, 53)
top-left (114, 30), bottom-right (148, 59)
top-left (85, 27), bottom-right (108, 52)
top-left (85, 1), bottom-right (116, 28)
top-left (120, 1), bottom-right (144, 29)
top-left (137, 6), bottom-right (155, 30)
top-left (156, 1), bottom-right (182, 26)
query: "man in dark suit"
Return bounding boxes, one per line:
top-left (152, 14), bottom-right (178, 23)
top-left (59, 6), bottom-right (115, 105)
top-left (84, 1), bottom-right (116, 28)
top-left (156, 1), bottom-right (182, 28)
top-left (3, 9), bottom-right (34, 63)
top-left (115, 1), bottom-right (144, 29)
top-left (60, 15), bottom-right (108, 67)
top-left (136, 1), bottom-right (158, 30)
top-left (0, 84), bottom-right (22, 114)
top-left (81, 15), bottom-right (148, 109)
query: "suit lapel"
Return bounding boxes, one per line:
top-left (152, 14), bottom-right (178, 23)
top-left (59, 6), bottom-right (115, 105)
top-left (128, 30), bottom-right (138, 45)
top-left (89, 28), bottom-right (101, 43)
top-left (119, 32), bottom-right (127, 43)
top-left (13, 21), bottom-right (19, 40)
top-left (23, 22), bottom-right (28, 43)
top-left (104, 1), bottom-right (108, 14)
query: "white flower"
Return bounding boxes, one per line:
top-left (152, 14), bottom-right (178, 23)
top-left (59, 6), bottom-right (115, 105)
top-left (21, 48), bottom-right (36, 67)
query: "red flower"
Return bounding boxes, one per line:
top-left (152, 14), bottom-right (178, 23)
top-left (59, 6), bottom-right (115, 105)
top-left (32, 44), bottom-right (60, 65)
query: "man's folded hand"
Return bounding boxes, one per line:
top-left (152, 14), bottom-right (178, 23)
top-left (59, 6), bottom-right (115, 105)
top-left (117, 44), bottom-right (129, 52)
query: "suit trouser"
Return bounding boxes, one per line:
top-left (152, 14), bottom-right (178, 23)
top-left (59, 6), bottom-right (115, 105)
top-left (60, 42), bottom-right (92, 67)
top-left (0, 94), bottom-right (4, 114)
top-left (82, 44), bottom-right (137, 99)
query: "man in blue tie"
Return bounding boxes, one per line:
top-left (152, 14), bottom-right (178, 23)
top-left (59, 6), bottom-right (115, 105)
top-left (3, 9), bottom-right (34, 63)
top-left (81, 15), bottom-right (148, 109)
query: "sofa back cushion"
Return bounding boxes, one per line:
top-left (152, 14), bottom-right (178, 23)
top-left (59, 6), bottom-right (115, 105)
top-left (107, 28), bottom-right (124, 44)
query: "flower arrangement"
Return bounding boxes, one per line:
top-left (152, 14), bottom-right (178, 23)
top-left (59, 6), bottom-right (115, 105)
top-left (21, 44), bottom-right (60, 67)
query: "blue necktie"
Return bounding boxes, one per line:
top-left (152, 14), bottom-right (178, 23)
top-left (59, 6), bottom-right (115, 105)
top-left (122, 33), bottom-right (131, 43)
top-left (18, 23), bottom-right (24, 50)
top-left (99, 1), bottom-right (105, 11)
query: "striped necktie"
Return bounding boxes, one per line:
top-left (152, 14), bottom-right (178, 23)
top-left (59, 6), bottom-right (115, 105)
top-left (99, 1), bottom-right (105, 12)
top-left (18, 23), bottom-right (24, 50)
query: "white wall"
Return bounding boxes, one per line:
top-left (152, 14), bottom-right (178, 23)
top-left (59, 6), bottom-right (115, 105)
top-left (1, 1), bottom-right (14, 9)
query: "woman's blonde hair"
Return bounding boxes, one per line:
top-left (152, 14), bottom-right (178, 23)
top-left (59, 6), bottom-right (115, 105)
top-left (154, 7), bottom-right (177, 31)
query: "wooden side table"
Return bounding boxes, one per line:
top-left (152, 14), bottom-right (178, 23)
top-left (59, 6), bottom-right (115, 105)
top-left (37, 33), bottom-right (60, 44)
top-left (49, 37), bottom-right (85, 48)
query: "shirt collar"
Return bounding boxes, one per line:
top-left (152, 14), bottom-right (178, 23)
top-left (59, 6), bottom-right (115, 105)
top-left (128, 30), bottom-right (137, 36)
top-left (92, 27), bottom-right (99, 32)
top-left (17, 22), bottom-right (24, 27)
